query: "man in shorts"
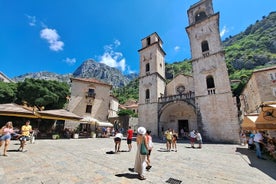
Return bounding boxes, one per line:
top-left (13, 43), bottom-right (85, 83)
top-left (126, 126), bottom-right (134, 152)
top-left (18, 120), bottom-right (32, 152)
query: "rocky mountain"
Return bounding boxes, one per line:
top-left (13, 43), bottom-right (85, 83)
top-left (72, 59), bottom-right (137, 87)
top-left (12, 72), bottom-right (73, 83)
top-left (12, 59), bottom-right (138, 88)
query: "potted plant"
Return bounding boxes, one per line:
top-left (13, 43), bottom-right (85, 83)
top-left (73, 125), bottom-right (80, 139)
top-left (52, 134), bottom-right (60, 140)
top-left (91, 131), bottom-right (96, 138)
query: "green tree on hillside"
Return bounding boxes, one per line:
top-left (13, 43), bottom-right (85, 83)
top-left (0, 82), bottom-right (17, 103)
top-left (16, 78), bottom-right (70, 109)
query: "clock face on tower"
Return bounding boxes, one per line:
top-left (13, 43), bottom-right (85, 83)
top-left (176, 85), bottom-right (185, 94)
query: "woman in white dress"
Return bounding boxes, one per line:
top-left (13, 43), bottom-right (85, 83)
top-left (133, 127), bottom-right (148, 180)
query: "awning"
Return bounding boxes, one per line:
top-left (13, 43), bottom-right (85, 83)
top-left (37, 109), bottom-right (82, 121)
top-left (0, 103), bottom-right (38, 118)
top-left (241, 114), bottom-right (257, 130)
top-left (96, 122), bottom-right (113, 127)
top-left (0, 103), bottom-right (82, 121)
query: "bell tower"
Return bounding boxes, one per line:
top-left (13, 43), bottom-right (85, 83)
top-left (138, 32), bottom-right (166, 134)
top-left (186, 0), bottom-right (240, 143)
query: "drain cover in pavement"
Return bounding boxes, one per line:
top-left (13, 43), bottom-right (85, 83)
top-left (166, 178), bottom-right (182, 184)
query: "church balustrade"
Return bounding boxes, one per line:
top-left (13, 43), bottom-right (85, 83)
top-left (158, 91), bottom-right (195, 104)
top-left (207, 88), bottom-right (216, 95)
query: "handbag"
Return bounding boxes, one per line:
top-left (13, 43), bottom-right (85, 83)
top-left (140, 137), bottom-right (148, 155)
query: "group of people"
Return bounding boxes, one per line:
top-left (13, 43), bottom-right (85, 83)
top-left (189, 129), bottom-right (202, 149)
top-left (243, 130), bottom-right (276, 160)
top-left (0, 120), bottom-right (33, 156)
top-left (164, 128), bottom-right (178, 152)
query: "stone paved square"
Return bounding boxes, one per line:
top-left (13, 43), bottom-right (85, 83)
top-left (0, 138), bottom-right (275, 184)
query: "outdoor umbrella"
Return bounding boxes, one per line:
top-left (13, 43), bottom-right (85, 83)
top-left (241, 114), bottom-right (257, 131)
top-left (255, 102), bottom-right (276, 130)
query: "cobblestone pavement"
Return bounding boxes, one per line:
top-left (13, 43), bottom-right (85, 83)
top-left (0, 137), bottom-right (275, 184)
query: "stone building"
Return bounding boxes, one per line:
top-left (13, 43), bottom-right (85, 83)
top-left (240, 65), bottom-right (276, 114)
top-left (138, 0), bottom-right (240, 143)
top-left (65, 77), bottom-right (118, 129)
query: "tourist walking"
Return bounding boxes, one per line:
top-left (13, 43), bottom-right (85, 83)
top-left (0, 121), bottom-right (18, 156)
top-left (18, 120), bottom-right (32, 152)
top-left (130, 126), bottom-right (148, 180)
top-left (145, 130), bottom-right (153, 171)
top-left (172, 130), bottom-right (178, 152)
top-left (253, 131), bottom-right (266, 159)
top-left (126, 126), bottom-right (134, 152)
top-left (190, 130), bottom-right (197, 148)
top-left (195, 130), bottom-right (202, 149)
top-left (164, 128), bottom-right (173, 151)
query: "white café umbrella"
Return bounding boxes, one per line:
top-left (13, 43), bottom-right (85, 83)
top-left (79, 116), bottom-right (99, 124)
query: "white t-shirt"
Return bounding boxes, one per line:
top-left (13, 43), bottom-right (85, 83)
top-left (196, 133), bottom-right (202, 141)
top-left (115, 133), bottom-right (123, 139)
top-left (253, 132), bottom-right (263, 143)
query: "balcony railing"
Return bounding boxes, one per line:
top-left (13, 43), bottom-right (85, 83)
top-left (85, 92), bottom-right (96, 98)
top-left (207, 88), bottom-right (216, 95)
top-left (158, 91), bottom-right (195, 103)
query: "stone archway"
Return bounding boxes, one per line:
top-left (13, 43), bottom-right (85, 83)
top-left (158, 101), bottom-right (197, 136)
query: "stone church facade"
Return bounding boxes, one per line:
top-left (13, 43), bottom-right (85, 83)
top-left (138, 0), bottom-right (240, 143)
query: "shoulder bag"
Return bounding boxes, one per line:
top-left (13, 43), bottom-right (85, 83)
top-left (140, 137), bottom-right (148, 155)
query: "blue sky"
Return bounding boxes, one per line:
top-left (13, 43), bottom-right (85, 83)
top-left (0, 0), bottom-right (275, 78)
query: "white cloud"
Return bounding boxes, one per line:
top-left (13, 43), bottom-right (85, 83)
top-left (98, 40), bottom-right (126, 72)
top-left (127, 66), bottom-right (136, 74)
top-left (40, 28), bottom-right (64, 51)
top-left (174, 46), bottom-right (180, 52)
top-left (220, 26), bottom-right (229, 37)
top-left (26, 14), bottom-right (36, 26)
top-left (63, 57), bottom-right (76, 65)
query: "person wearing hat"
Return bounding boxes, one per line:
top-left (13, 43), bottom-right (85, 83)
top-left (130, 126), bottom-right (148, 180)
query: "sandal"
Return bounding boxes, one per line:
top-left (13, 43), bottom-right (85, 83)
top-left (138, 175), bottom-right (146, 180)
top-left (146, 165), bottom-right (152, 171)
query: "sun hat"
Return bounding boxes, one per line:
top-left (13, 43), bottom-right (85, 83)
top-left (137, 127), bottom-right (146, 135)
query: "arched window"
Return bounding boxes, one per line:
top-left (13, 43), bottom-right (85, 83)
top-left (206, 75), bottom-right (215, 95)
top-left (201, 40), bottom-right (209, 52)
top-left (145, 89), bottom-right (150, 103)
top-left (195, 11), bottom-right (207, 22)
top-left (206, 75), bottom-right (215, 89)
top-left (145, 63), bottom-right (150, 73)
top-left (146, 89), bottom-right (150, 99)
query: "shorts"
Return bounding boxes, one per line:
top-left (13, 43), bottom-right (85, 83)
top-left (19, 136), bottom-right (30, 141)
top-left (190, 137), bottom-right (196, 143)
top-left (166, 139), bottom-right (172, 144)
top-left (197, 139), bottom-right (203, 144)
top-left (127, 138), bottom-right (132, 144)
top-left (114, 137), bottom-right (121, 142)
top-left (0, 134), bottom-right (11, 141)
top-left (148, 149), bottom-right (152, 155)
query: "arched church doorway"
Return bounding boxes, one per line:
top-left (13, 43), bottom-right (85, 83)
top-left (158, 101), bottom-right (197, 136)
